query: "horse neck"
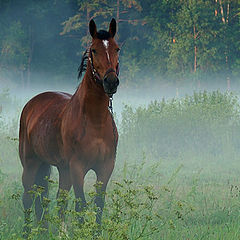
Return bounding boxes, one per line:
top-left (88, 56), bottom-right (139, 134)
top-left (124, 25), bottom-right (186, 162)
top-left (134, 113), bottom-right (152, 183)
top-left (72, 66), bottom-right (109, 124)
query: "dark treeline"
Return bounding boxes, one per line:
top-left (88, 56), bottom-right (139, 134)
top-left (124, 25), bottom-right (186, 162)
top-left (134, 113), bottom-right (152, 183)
top-left (0, 0), bottom-right (239, 89)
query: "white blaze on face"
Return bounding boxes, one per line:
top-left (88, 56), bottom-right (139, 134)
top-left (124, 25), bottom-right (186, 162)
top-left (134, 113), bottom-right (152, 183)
top-left (103, 40), bottom-right (109, 48)
top-left (102, 40), bottom-right (110, 62)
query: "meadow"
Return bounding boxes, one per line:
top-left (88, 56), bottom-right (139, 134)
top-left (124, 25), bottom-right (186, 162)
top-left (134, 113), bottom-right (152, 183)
top-left (0, 90), bottom-right (240, 239)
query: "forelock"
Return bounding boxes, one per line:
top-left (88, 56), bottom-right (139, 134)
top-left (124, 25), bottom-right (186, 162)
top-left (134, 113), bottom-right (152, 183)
top-left (96, 30), bottom-right (111, 40)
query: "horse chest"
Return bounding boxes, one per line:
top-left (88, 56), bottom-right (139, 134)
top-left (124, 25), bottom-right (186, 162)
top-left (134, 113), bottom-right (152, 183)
top-left (75, 129), bottom-right (113, 164)
top-left (62, 117), bottom-right (116, 165)
top-left (88, 138), bottom-right (108, 157)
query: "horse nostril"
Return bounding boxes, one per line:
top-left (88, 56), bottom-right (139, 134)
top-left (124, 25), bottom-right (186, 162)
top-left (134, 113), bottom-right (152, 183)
top-left (103, 76), bottom-right (119, 95)
top-left (104, 76), bottom-right (119, 88)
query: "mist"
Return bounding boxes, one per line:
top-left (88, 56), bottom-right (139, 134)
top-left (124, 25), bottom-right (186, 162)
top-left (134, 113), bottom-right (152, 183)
top-left (0, 0), bottom-right (240, 238)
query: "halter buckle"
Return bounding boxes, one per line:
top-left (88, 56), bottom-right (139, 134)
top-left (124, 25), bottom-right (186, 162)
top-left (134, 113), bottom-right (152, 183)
top-left (108, 97), bottom-right (113, 115)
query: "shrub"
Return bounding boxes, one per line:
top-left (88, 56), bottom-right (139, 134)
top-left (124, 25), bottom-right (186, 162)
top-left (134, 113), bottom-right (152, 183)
top-left (119, 91), bottom-right (240, 160)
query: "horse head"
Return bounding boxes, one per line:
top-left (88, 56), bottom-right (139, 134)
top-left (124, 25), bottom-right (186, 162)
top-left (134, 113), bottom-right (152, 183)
top-left (89, 18), bottom-right (120, 97)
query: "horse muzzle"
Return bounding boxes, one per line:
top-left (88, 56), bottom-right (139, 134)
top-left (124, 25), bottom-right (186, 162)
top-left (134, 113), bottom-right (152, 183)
top-left (103, 69), bottom-right (119, 97)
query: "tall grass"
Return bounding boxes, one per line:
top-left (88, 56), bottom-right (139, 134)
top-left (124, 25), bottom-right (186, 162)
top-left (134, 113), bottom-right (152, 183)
top-left (0, 90), bottom-right (240, 239)
top-left (119, 90), bottom-right (240, 160)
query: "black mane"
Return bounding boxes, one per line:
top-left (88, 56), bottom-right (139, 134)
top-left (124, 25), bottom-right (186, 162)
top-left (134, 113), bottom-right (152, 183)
top-left (77, 30), bottom-right (111, 80)
top-left (78, 48), bottom-right (89, 80)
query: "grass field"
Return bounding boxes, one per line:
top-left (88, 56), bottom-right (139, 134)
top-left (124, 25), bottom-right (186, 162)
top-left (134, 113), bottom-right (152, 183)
top-left (0, 90), bottom-right (240, 239)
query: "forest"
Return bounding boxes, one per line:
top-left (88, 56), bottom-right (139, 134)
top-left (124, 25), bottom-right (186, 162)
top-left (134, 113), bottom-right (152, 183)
top-left (0, 0), bottom-right (239, 90)
top-left (0, 1), bottom-right (240, 239)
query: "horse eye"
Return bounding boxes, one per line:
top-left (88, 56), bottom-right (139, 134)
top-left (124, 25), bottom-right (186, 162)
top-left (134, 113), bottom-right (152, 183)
top-left (92, 49), bottom-right (96, 54)
top-left (116, 48), bottom-right (120, 52)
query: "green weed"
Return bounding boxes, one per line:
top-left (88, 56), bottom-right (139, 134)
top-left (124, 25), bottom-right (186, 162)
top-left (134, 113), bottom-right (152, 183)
top-left (0, 91), bottom-right (240, 239)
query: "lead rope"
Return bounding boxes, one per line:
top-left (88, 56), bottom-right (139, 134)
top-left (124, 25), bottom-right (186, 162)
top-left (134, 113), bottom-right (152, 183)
top-left (109, 97), bottom-right (117, 159)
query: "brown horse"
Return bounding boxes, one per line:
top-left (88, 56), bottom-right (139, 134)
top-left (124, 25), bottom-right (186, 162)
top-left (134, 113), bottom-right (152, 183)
top-left (19, 18), bottom-right (119, 234)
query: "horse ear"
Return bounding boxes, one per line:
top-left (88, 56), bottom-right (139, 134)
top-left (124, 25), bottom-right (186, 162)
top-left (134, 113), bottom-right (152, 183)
top-left (89, 19), bottom-right (97, 38)
top-left (109, 18), bottom-right (116, 38)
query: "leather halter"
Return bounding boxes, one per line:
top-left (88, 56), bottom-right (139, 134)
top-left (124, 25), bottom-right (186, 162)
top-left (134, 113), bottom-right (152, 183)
top-left (88, 49), bottom-right (118, 152)
top-left (88, 48), bottom-right (119, 86)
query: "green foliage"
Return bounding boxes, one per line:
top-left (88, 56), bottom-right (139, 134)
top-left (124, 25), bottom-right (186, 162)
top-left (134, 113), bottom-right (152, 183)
top-left (0, 0), bottom-right (239, 86)
top-left (0, 90), bottom-right (20, 176)
top-left (0, 160), bottom-right (239, 239)
top-left (0, 89), bottom-right (17, 110)
top-left (0, 91), bottom-right (240, 238)
top-left (0, 0), bottom-right (80, 85)
top-left (141, 0), bottom-right (240, 85)
top-left (0, 21), bottom-right (29, 71)
top-left (119, 91), bottom-right (240, 160)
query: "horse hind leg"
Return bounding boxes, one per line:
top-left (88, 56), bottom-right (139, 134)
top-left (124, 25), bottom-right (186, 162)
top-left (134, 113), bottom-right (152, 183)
top-left (34, 162), bottom-right (51, 229)
top-left (22, 160), bottom-right (41, 237)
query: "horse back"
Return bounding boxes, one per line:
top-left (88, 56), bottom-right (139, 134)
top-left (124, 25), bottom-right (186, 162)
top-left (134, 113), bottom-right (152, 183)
top-left (19, 91), bottom-right (71, 166)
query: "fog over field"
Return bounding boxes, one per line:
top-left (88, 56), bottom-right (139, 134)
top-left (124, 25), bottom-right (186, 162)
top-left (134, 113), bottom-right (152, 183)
top-left (1, 76), bottom-right (240, 239)
top-left (0, 0), bottom-right (240, 238)
top-left (2, 74), bottom-right (240, 121)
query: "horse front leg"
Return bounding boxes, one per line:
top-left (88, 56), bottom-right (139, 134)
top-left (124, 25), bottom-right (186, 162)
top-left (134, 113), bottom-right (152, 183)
top-left (95, 160), bottom-right (115, 224)
top-left (70, 160), bottom-right (87, 223)
top-left (56, 166), bottom-right (72, 236)
top-left (57, 166), bottom-right (72, 220)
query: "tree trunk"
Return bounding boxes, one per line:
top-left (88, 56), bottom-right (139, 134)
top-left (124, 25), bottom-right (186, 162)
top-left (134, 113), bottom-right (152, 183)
top-left (226, 1), bottom-right (230, 23)
top-left (193, 25), bottom-right (200, 88)
top-left (86, 7), bottom-right (90, 48)
top-left (219, 0), bottom-right (231, 90)
top-left (215, 0), bottom-right (218, 16)
top-left (226, 1), bottom-right (230, 89)
top-left (219, 0), bottom-right (226, 23)
top-left (27, 24), bottom-right (33, 89)
top-left (194, 46), bottom-right (197, 73)
top-left (116, 0), bottom-right (120, 40)
top-left (193, 25), bottom-right (197, 73)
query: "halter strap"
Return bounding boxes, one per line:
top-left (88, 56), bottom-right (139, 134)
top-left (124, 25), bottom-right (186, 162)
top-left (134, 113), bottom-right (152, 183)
top-left (104, 68), bottom-right (116, 78)
top-left (108, 97), bottom-right (113, 115)
top-left (89, 49), bottom-right (102, 85)
top-left (88, 48), bottom-right (118, 156)
top-left (89, 48), bottom-right (119, 86)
